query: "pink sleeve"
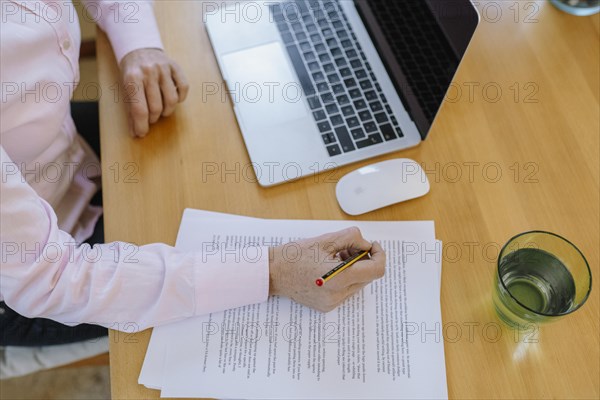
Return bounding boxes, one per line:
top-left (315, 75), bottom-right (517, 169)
top-left (82, 0), bottom-right (164, 63)
top-left (0, 147), bottom-right (269, 332)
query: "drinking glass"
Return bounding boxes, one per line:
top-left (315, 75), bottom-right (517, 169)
top-left (493, 231), bottom-right (592, 328)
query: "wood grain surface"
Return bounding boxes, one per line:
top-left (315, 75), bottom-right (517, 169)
top-left (97, 1), bottom-right (599, 398)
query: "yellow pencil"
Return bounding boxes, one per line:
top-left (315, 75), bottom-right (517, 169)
top-left (315, 250), bottom-right (369, 286)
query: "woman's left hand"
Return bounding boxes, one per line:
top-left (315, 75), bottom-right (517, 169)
top-left (119, 48), bottom-right (190, 138)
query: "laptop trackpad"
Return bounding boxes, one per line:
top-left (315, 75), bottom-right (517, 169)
top-left (221, 42), bottom-right (307, 129)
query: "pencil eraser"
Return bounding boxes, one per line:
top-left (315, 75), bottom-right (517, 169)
top-left (315, 279), bottom-right (323, 286)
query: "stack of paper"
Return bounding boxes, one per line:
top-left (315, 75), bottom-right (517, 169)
top-left (139, 209), bottom-right (445, 399)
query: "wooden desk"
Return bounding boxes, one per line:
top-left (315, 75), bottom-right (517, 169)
top-left (97, 2), bottom-right (599, 398)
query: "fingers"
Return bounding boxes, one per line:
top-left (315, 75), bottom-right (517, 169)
top-left (159, 65), bottom-right (179, 117)
top-left (124, 74), bottom-right (149, 137)
top-left (171, 63), bottom-right (190, 102)
top-left (145, 75), bottom-right (163, 124)
top-left (328, 241), bottom-right (386, 288)
top-left (120, 49), bottom-right (190, 138)
top-left (368, 241), bottom-right (385, 271)
top-left (338, 247), bottom-right (365, 261)
top-left (322, 227), bottom-right (372, 254)
top-left (337, 249), bottom-right (351, 260)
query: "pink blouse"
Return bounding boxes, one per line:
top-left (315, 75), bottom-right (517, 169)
top-left (0, 0), bottom-right (269, 331)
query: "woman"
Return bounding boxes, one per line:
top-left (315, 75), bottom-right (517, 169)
top-left (0, 0), bottom-right (385, 351)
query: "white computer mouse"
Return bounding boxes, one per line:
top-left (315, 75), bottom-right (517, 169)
top-left (335, 158), bottom-right (430, 216)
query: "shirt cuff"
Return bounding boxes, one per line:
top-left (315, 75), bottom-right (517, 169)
top-left (100, 1), bottom-right (164, 63)
top-left (193, 246), bottom-right (270, 315)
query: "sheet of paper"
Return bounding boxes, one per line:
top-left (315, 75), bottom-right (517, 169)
top-left (139, 210), bottom-right (260, 388)
top-left (140, 210), bottom-right (442, 393)
top-left (177, 209), bottom-right (435, 250)
top-left (141, 251), bottom-right (442, 392)
top-left (156, 214), bottom-right (444, 399)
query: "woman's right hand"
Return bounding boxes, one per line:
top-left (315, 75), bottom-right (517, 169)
top-left (268, 227), bottom-right (386, 312)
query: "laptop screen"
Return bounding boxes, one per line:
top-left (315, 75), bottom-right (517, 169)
top-left (354, 0), bottom-right (479, 139)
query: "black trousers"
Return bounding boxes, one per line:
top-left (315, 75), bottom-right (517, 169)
top-left (0, 102), bottom-right (108, 346)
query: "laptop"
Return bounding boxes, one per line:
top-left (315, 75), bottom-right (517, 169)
top-left (205, 0), bottom-right (479, 186)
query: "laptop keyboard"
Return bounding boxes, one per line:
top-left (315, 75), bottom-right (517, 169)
top-left (270, 0), bottom-right (404, 157)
